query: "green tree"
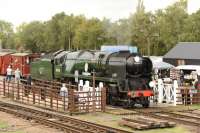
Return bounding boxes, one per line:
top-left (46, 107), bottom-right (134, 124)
top-left (0, 20), bottom-right (14, 49)
top-left (180, 9), bottom-right (200, 42)
top-left (73, 18), bottom-right (105, 50)
top-left (155, 0), bottom-right (188, 55)
top-left (130, 0), bottom-right (156, 55)
top-left (17, 21), bottom-right (46, 52)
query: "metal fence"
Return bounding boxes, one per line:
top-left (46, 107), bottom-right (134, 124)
top-left (0, 79), bottom-right (106, 114)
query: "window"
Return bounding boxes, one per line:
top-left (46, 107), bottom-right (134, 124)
top-left (177, 59), bottom-right (185, 65)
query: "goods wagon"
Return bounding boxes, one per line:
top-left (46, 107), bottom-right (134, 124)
top-left (0, 52), bottom-right (13, 75)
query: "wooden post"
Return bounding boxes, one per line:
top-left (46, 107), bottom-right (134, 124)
top-left (3, 79), bottom-right (5, 96)
top-left (8, 82), bottom-right (10, 97)
top-left (184, 87), bottom-right (187, 106)
top-left (86, 92), bottom-right (89, 112)
top-left (69, 86), bottom-right (75, 115)
top-left (38, 88), bottom-right (40, 105)
top-left (50, 90), bottom-right (53, 108)
top-left (33, 87), bottom-right (35, 104)
top-left (186, 88), bottom-right (188, 106)
top-left (63, 91), bottom-right (66, 111)
top-left (11, 82), bottom-right (14, 100)
top-left (27, 85), bottom-right (29, 103)
top-left (44, 88), bottom-right (46, 107)
top-left (92, 71), bottom-right (96, 113)
top-left (50, 84), bottom-right (53, 108)
top-left (56, 91), bottom-right (58, 110)
top-left (101, 87), bottom-right (106, 112)
top-left (17, 81), bottom-right (20, 100)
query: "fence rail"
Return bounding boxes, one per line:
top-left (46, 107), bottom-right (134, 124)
top-left (176, 87), bottom-right (200, 105)
top-left (0, 79), bottom-right (106, 114)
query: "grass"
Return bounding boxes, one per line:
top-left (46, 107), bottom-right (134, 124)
top-left (72, 112), bottom-right (192, 133)
top-left (0, 121), bottom-right (24, 133)
top-left (136, 126), bottom-right (190, 133)
top-left (0, 121), bottom-right (9, 129)
top-left (190, 104), bottom-right (200, 109)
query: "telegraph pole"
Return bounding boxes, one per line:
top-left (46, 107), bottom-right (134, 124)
top-left (147, 37), bottom-right (150, 57)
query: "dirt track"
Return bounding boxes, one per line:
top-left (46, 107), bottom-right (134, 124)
top-left (0, 111), bottom-right (62, 133)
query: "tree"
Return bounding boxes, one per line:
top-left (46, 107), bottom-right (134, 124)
top-left (130, 0), bottom-right (156, 55)
top-left (180, 9), bottom-right (200, 42)
top-left (103, 19), bottom-right (131, 45)
top-left (154, 0), bottom-right (188, 55)
top-left (17, 21), bottom-right (46, 52)
top-left (73, 18), bottom-right (105, 50)
top-left (0, 20), bottom-right (14, 49)
top-left (45, 12), bottom-right (66, 51)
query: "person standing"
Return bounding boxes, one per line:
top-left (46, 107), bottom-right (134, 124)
top-left (14, 68), bottom-right (21, 82)
top-left (60, 83), bottom-right (68, 97)
top-left (6, 65), bottom-right (12, 82)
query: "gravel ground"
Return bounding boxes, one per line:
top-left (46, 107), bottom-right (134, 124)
top-left (0, 111), bottom-right (62, 133)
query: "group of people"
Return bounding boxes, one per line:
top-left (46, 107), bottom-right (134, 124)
top-left (6, 65), bottom-right (21, 82)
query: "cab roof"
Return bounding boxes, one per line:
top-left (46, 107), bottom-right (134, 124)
top-left (0, 52), bottom-right (13, 56)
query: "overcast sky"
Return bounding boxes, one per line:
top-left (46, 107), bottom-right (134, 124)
top-left (0, 0), bottom-right (200, 26)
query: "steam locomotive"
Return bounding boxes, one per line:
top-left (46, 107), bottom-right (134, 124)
top-left (31, 50), bottom-right (154, 107)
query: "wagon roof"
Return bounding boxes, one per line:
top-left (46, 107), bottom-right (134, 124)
top-left (11, 53), bottom-right (30, 56)
top-left (0, 52), bottom-right (13, 56)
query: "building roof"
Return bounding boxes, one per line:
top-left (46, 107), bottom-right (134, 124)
top-left (164, 42), bottom-right (200, 59)
top-left (153, 61), bottom-right (174, 70)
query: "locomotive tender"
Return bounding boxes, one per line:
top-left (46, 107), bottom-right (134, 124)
top-left (31, 50), bottom-right (154, 107)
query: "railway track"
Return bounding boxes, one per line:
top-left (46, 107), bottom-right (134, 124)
top-left (0, 101), bottom-right (131, 133)
top-left (135, 110), bottom-right (200, 127)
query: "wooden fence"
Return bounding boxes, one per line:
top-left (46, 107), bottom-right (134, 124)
top-left (0, 79), bottom-right (106, 114)
top-left (176, 86), bottom-right (200, 105)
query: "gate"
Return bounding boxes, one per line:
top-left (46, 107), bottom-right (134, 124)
top-left (153, 79), bottom-right (200, 105)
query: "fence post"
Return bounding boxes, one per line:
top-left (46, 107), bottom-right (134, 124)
top-left (63, 91), bottom-right (66, 111)
top-left (69, 86), bottom-right (75, 115)
top-left (11, 82), bottom-right (14, 100)
top-left (50, 84), bottom-right (53, 108)
top-left (92, 71), bottom-right (96, 113)
top-left (184, 87), bottom-right (186, 106)
top-left (3, 78), bottom-right (5, 96)
top-left (50, 90), bottom-right (53, 108)
top-left (101, 87), bottom-right (106, 112)
top-left (158, 79), bottom-right (164, 103)
top-left (173, 80), bottom-right (178, 106)
top-left (17, 81), bottom-right (20, 100)
top-left (33, 87), bottom-right (35, 104)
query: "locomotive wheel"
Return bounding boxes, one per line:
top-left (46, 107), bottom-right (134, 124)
top-left (122, 99), bottom-right (131, 109)
top-left (142, 97), bottom-right (150, 108)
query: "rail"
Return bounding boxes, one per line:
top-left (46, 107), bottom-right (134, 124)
top-left (0, 101), bottom-right (131, 133)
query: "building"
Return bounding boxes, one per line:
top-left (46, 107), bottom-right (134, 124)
top-left (163, 42), bottom-right (200, 66)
